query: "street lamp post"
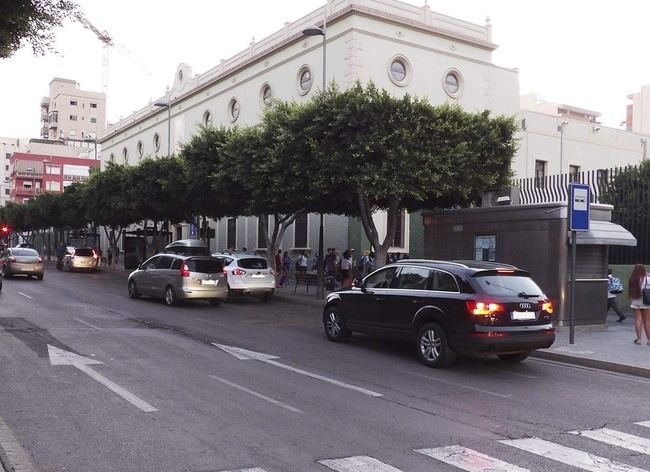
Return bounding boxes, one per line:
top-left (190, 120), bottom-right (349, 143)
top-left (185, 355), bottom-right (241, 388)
top-left (641, 138), bottom-right (648, 161)
top-left (303, 13), bottom-right (327, 300)
top-left (154, 101), bottom-right (172, 156)
top-left (558, 121), bottom-right (568, 175)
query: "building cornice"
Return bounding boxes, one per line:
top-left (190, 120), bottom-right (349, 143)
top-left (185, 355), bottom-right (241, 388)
top-left (101, 2), bottom-right (495, 143)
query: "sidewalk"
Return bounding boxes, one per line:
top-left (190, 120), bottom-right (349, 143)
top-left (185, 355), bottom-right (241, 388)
top-left (49, 262), bottom-right (650, 378)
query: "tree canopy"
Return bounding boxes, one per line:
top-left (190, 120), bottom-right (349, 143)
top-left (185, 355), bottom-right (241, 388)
top-left (1, 83), bottom-right (517, 268)
top-left (0, 0), bottom-right (78, 58)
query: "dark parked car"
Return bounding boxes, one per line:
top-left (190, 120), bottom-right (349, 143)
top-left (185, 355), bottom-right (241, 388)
top-left (163, 239), bottom-right (211, 256)
top-left (1, 247), bottom-right (44, 279)
top-left (323, 259), bottom-right (555, 367)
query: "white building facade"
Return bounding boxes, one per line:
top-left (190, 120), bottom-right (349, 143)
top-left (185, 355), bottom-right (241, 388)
top-left (100, 0), bottom-right (519, 256)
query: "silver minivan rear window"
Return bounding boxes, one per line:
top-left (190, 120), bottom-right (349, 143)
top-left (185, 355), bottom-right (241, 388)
top-left (186, 259), bottom-right (223, 273)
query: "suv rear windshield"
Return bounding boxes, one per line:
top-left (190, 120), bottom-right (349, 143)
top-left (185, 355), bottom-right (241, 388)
top-left (237, 258), bottom-right (268, 270)
top-left (13, 249), bottom-right (39, 257)
top-left (187, 258), bottom-right (223, 274)
top-left (472, 273), bottom-right (543, 297)
top-left (74, 248), bottom-right (94, 257)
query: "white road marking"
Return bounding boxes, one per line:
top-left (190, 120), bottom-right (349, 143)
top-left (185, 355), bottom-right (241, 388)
top-left (47, 345), bottom-right (158, 413)
top-left (74, 318), bottom-right (102, 330)
top-left (17, 292), bottom-right (32, 299)
top-left (213, 344), bottom-right (382, 397)
top-left (209, 375), bottom-right (302, 414)
top-left (219, 468), bottom-right (267, 472)
top-left (637, 420), bottom-right (650, 428)
top-left (408, 371), bottom-right (512, 398)
top-left (416, 445), bottom-right (529, 472)
top-left (0, 415), bottom-right (36, 472)
top-left (318, 455), bottom-right (403, 471)
top-left (571, 428), bottom-right (650, 454)
top-left (500, 437), bottom-right (649, 472)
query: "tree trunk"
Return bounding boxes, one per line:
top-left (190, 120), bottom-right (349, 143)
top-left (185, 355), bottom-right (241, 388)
top-left (356, 190), bottom-right (401, 269)
top-left (260, 212), bottom-right (300, 269)
top-left (103, 226), bottom-right (123, 270)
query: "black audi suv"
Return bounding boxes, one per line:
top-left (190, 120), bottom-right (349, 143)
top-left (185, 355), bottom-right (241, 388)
top-left (323, 259), bottom-right (555, 367)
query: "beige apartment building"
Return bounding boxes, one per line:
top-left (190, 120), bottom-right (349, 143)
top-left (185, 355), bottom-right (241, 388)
top-left (40, 78), bottom-right (107, 141)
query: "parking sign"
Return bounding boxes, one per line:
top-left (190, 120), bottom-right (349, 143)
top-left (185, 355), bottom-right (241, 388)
top-left (569, 183), bottom-right (590, 232)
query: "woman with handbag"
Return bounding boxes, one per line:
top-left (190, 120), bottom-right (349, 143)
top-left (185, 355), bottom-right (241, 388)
top-left (628, 264), bottom-right (650, 345)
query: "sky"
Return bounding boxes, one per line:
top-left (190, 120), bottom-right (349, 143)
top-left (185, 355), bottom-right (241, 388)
top-left (1, 0), bottom-right (649, 138)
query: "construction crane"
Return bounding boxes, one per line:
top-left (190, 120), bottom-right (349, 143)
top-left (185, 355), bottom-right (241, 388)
top-left (75, 14), bottom-right (151, 97)
top-left (75, 13), bottom-right (113, 95)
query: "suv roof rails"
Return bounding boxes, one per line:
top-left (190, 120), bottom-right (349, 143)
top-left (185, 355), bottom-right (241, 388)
top-left (394, 259), bottom-right (469, 268)
top-left (451, 260), bottom-right (519, 270)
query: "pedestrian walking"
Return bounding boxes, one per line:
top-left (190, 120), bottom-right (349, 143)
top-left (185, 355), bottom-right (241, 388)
top-left (55, 241), bottom-right (66, 271)
top-left (607, 268), bottom-right (626, 322)
top-left (628, 264), bottom-right (650, 345)
top-left (340, 249), bottom-right (353, 288)
top-left (275, 249), bottom-right (283, 287)
top-left (282, 251), bottom-right (291, 286)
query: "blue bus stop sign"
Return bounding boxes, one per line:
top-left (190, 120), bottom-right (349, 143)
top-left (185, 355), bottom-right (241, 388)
top-left (569, 183), bottom-right (590, 232)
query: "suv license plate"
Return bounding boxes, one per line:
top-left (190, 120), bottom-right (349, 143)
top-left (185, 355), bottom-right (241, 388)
top-left (511, 311), bottom-right (536, 320)
top-left (202, 280), bottom-right (217, 286)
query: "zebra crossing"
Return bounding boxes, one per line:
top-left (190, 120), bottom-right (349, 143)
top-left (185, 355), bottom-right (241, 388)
top-left (219, 419), bottom-right (650, 471)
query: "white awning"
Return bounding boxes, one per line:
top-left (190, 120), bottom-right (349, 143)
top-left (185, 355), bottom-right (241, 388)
top-left (576, 221), bottom-right (637, 246)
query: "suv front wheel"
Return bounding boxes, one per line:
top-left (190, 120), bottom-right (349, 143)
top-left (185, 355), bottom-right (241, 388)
top-left (416, 322), bottom-right (455, 368)
top-left (324, 306), bottom-right (351, 342)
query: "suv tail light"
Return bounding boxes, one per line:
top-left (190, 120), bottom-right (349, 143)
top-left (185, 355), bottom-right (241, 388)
top-left (542, 301), bottom-right (554, 314)
top-left (231, 268), bottom-right (246, 276)
top-left (92, 250), bottom-right (98, 259)
top-left (466, 300), bottom-right (504, 316)
top-left (8, 256), bottom-right (16, 263)
top-left (180, 263), bottom-right (190, 277)
top-left (38, 257), bottom-right (43, 262)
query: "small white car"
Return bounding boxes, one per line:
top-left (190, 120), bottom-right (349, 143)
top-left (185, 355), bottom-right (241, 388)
top-left (212, 252), bottom-right (275, 302)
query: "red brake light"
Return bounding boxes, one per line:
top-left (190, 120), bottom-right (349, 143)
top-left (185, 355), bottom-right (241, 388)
top-left (496, 269), bottom-right (515, 273)
top-left (38, 257), bottom-right (43, 262)
top-left (542, 301), bottom-right (554, 314)
top-left (92, 250), bottom-right (98, 259)
top-left (231, 268), bottom-right (246, 276)
top-left (466, 300), bottom-right (504, 316)
top-left (180, 263), bottom-right (190, 277)
top-left (8, 256), bottom-right (16, 262)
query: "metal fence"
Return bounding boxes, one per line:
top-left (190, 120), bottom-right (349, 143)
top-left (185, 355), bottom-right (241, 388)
top-left (513, 165), bottom-right (650, 264)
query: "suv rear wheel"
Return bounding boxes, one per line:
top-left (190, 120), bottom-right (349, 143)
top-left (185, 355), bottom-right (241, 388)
top-left (497, 352), bottom-right (529, 363)
top-left (416, 322), bottom-right (455, 368)
top-left (324, 306), bottom-right (351, 342)
top-left (164, 286), bottom-right (178, 306)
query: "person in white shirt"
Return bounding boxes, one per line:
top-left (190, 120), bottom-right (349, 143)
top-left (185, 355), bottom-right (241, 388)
top-left (296, 251), bottom-right (308, 273)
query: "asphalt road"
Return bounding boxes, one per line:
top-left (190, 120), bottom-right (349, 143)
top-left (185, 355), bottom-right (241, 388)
top-left (1, 266), bottom-right (649, 472)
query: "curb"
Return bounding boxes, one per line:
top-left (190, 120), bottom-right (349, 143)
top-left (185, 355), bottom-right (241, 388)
top-left (530, 350), bottom-right (650, 379)
top-left (273, 294), bottom-right (323, 308)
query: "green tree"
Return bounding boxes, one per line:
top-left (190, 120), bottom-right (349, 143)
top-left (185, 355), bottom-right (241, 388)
top-left (0, 0), bottom-right (78, 58)
top-left (126, 157), bottom-right (191, 255)
top-left (84, 163), bottom-right (136, 268)
top-left (180, 126), bottom-right (247, 243)
top-left (298, 83), bottom-right (517, 266)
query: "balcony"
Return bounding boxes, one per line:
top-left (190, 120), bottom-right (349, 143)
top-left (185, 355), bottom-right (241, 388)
top-left (13, 170), bottom-right (43, 178)
top-left (13, 188), bottom-right (42, 197)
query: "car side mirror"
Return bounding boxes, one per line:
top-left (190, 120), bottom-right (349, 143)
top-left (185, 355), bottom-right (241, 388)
top-left (352, 278), bottom-right (362, 289)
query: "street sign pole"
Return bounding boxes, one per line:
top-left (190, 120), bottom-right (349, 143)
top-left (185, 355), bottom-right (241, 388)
top-left (568, 183), bottom-right (591, 345)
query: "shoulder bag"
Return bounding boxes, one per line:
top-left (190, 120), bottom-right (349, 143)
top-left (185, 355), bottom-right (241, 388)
top-left (642, 276), bottom-right (650, 305)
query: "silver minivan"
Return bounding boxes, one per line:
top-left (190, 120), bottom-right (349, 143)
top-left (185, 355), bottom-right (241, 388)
top-left (127, 253), bottom-right (227, 306)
